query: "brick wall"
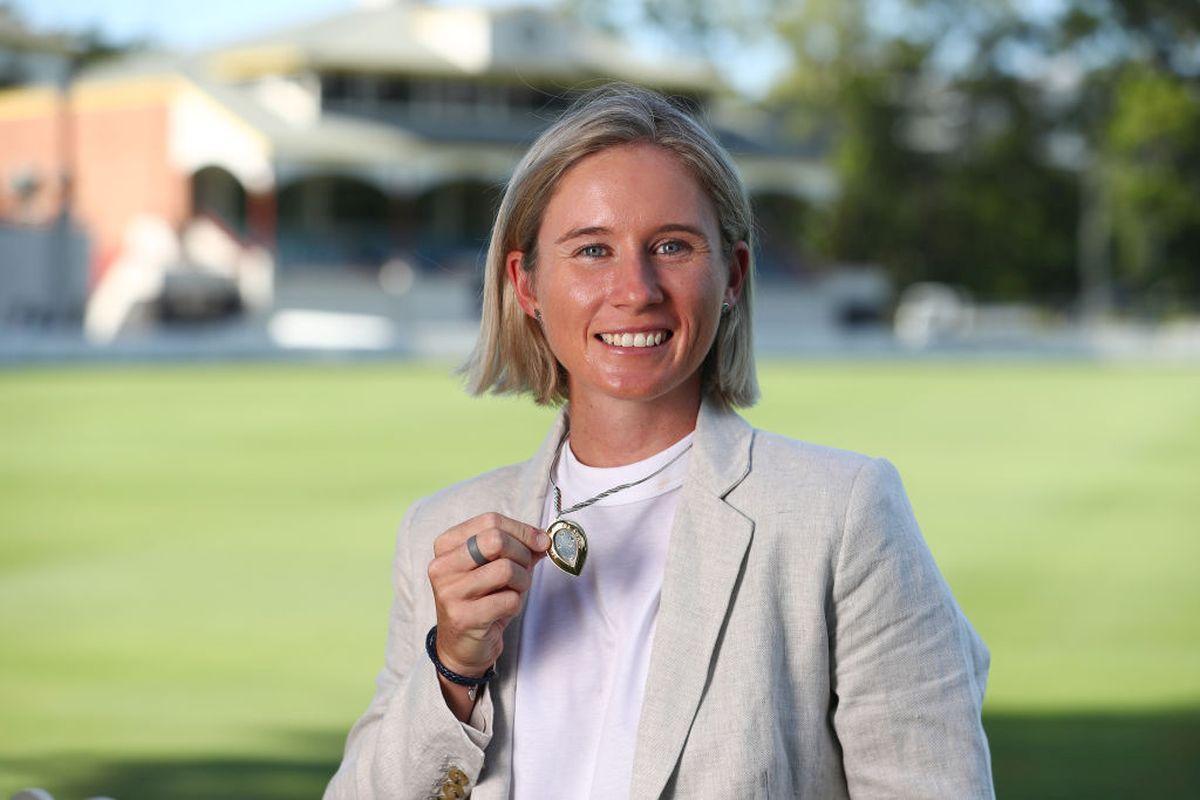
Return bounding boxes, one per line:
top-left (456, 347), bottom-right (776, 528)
top-left (0, 79), bottom-right (190, 283)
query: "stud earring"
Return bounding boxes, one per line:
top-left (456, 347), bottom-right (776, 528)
top-left (534, 309), bottom-right (543, 324)
top-left (720, 302), bottom-right (731, 316)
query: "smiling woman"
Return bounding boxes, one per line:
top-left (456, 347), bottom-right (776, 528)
top-left (505, 141), bottom-right (749, 462)
top-left (325, 84), bottom-right (995, 799)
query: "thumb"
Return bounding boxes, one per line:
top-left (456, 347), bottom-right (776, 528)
top-left (532, 532), bottom-right (551, 562)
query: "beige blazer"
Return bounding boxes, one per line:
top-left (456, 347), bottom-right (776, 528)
top-left (325, 399), bottom-right (994, 799)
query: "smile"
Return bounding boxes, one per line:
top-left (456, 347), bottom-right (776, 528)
top-left (597, 330), bottom-right (671, 348)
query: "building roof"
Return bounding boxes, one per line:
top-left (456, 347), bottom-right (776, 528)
top-left (61, 1), bottom-right (828, 195)
top-left (204, 2), bottom-right (720, 89)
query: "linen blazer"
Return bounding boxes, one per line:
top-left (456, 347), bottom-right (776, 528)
top-left (325, 399), bottom-right (994, 799)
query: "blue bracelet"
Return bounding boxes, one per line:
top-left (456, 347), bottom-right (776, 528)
top-left (425, 625), bottom-right (496, 687)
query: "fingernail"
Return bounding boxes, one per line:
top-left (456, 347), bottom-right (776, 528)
top-left (537, 532), bottom-right (550, 549)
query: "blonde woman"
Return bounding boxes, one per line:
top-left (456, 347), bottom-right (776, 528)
top-left (326, 85), bottom-right (993, 800)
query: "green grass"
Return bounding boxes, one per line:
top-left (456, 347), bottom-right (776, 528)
top-left (2, 361), bottom-right (1198, 798)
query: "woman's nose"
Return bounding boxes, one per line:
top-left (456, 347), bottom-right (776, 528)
top-left (611, 250), bottom-right (664, 309)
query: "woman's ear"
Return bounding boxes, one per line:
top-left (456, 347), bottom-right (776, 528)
top-left (506, 250), bottom-right (539, 319)
top-left (725, 241), bottom-right (750, 307)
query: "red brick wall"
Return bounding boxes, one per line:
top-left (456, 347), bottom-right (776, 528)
top-left (0, 81), bottom-right (190, 283)
top-left (75, 98), bottom-right (189, 281)
top-left (0, 90), bottom-right (65, 223)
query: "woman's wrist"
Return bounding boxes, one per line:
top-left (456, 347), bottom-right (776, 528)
top-left (426, 625), bottom-right (496, 686)
top-left (436, 671), bottom-right (481, 723)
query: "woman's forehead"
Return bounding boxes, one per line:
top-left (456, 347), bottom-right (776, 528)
top-left (541, 142), bottom-right (718, 236)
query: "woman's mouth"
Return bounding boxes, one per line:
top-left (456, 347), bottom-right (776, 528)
top-left (596, 330), bottom-right (672, 348)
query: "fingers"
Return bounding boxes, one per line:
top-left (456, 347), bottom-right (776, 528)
top-left (428, 511), bottom-right (553, 595)
top-left (434, 552), bottom-right (532, 605)
top-left (442, 590), bottom-right (523, 631)
top-left (459, 557), bottom-right (532, 599)
top-left (428, 512), bottom-right (546, 677)
top-left (471, 526), bottom-right (533, 568)
top-left (431, 512), bottom-right (550, 579)
top-left (435, 512), bottom-right (548, 558)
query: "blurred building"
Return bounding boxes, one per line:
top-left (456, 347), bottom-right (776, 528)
top-left (0, 0), bottom-right (830, 327)
top-left (0, 6), bottom-right (89, 325)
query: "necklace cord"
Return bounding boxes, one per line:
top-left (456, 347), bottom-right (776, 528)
top-left (550, 433), bottom-right (694, 517)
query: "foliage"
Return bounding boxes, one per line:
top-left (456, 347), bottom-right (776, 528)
top-left (0, 4), bottom-right (143, 89)
top-left (1104, 65), bottom-right (1200, 307)
top-left (569, 0), bottom-right (1200, 309)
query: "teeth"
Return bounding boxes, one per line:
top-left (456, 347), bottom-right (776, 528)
top-left (599, 331), bottom-right (669, 348)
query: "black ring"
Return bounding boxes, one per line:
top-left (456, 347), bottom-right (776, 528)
top-left (466, 534), bottom-right (489, 567)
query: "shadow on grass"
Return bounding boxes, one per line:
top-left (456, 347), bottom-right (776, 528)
top-left (1, 731), bottom-right (344, 800)
top-left (4, 711), bottom-right (1198, 799)
top-left (987, 709), bottom-right (1200, 798)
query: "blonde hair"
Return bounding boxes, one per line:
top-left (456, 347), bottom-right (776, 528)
top-left (462, 83), bottom-right (758, 408)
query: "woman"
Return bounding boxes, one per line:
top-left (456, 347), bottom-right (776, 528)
top-left (326, 85), bottom-right (993, 799)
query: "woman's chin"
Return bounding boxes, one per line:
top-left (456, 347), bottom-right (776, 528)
top-left (574, 370), bottom-right (699, 406)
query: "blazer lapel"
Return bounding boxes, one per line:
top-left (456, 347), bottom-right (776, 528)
top-left (630, 400), bottom-right (756, 799)
top-left (483, 401), bottom-right (755, 800)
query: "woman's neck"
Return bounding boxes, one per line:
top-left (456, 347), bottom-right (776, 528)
top-left (565, 384), bottom-right (701, 468)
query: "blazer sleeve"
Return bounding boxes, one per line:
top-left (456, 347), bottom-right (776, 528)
top-left (324, 498), bottom-right (496, 800)
top-left (830, 457), bottom-right (994, 799)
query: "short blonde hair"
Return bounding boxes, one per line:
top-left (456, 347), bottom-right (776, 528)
top-left (462, 83), bottom-right (758, 408)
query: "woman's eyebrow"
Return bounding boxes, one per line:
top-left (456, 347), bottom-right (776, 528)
top-left (556, 225), bottom-right (611, 244)
top-left (650, 223), bottom-right (709, 240)
top-left (554, 223), bottom-right (709, 245)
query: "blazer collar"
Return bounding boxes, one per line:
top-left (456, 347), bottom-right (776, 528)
top-left (688, 395), bottom-right (755, 498)
top-left (493, 397), bottom-right (756, 799)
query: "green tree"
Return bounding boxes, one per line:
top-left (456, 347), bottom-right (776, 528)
top-left (1104, 66), bottom-right (1200, 308)
top-left (569, 0), bottom-right (1200, 310)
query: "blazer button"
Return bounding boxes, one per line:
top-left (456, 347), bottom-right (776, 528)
top-left (447, 767), bottom-right (469, 787)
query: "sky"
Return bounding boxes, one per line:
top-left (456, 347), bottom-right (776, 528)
top-left (13, 0), bottom-right (362, 50)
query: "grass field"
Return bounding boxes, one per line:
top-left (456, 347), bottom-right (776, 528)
top-left (1, 361), bottom-right (1198, 798)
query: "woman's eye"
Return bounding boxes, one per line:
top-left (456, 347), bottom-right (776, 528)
top-left (656, 240), bottom-right (688, 256)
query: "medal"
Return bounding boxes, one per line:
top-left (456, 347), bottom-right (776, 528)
top-left (545, 431), bottom-right (693, 577)
top-left (547, 518), bottom-right (588, 575)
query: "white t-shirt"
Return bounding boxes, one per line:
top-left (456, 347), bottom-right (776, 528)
top-left (510, 432), bottom-right (693, 799)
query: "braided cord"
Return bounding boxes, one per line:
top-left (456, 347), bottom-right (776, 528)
top-left (551, 434), bottom-right (693, 516)
top-left (425, 625), bottom-right (495, 687)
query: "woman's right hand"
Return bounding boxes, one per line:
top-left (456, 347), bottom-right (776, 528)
top-left (428, 512), bottom-right (550, 680)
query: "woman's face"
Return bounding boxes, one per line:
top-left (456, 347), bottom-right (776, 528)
top-left (508, 142), bottom-right (748, 410)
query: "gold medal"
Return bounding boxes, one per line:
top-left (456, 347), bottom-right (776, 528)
top-left (547, 518), bottom-right (587, 576)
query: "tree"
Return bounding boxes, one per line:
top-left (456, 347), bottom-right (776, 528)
top-left (1104, 66), bottom-right (1200, 309)
top-left (567, 0), bottom-right (1200, 311)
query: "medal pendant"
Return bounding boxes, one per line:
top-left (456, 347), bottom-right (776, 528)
top-left (547, 518), bottom-right (588, 576)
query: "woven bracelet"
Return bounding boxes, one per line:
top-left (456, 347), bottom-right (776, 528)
top-left (425, 625), bottom-right (496, 687)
